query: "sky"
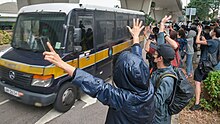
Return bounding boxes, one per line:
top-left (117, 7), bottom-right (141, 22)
top-left (0, 0), bottom-right (120, 7)
top-left (182, 0), bottom-right (190, 8)
top-left (0, 0), bottom-right (190, 8)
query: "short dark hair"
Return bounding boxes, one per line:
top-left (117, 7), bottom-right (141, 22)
top-left (157, 54), bottom-right (172, 66)
top-left (181, 25), bottom-right (186, 30)
top-left (163, 58), bottom-right (172, 66)
top-left (170, 31), bottom-right (177, 41)
top-left (214, 27), bottom-right (220, 38)
top-left (178, 29), bottom-right (186, 38)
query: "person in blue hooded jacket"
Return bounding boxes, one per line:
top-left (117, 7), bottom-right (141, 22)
top-left (43, 19), bottom-right (155, 124)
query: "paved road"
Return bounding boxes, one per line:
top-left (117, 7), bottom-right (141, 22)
top-left (0, 44), bottom-right (109, 124)
top-left (0, 91), bottom-right (108, 124)
top-left (0, 84), bottom-right (108, 124)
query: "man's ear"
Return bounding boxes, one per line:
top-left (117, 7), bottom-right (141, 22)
top-left (158, 56), bottom-right (163, 62)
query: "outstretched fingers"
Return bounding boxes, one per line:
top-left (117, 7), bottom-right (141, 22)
top-left (133, 18), bottom-right (135, 28)
top-left (167, 15), bottom-right (172, 20)
top-left (127, 26), bottom-right (134, 36)
top-left (140, 25), bottom-right (145, 31)
top-left (162, 15), bottom-right (172, 23)
top-left (138, 20), bottom-right (143, 28)
top-left (47, 42), bottom-right (55, 53)
top-left (136, 18), bottom-right (139, 27)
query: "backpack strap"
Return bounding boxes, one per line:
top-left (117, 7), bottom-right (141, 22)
top-left (156, 73), bottom-right (178, 106)
top-left (156, 73), bottom-right (177, 89)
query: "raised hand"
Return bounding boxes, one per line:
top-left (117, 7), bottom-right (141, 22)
top-left (161, 15), bottom-right (172, 25)
top-left (127, 18), bottom-right (145, 44)
top-left (159, 15), bottom-right (172, 33)
top-left (127, 18), bottom-right (145, 38)
top-left (43, 42), bottom-right (76, 76)
top-left (43, 42), bottom-right (65, 68)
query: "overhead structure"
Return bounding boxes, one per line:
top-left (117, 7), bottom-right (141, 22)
top-left (17, 0), bottom-right (79, 9)
top-left (120, 0), bottom-right (152, 14)
top-left (17, 0), bottom-right (183, 21)
top-left (120, 0), bottom-right (183, 21)
top-left (0, 2), bottom-right (18, 29)
top-left (150, 0), bottom-right (183, 21)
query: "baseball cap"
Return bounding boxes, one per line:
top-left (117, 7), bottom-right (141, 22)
top-left (156, 44), bottom-right (175, 60)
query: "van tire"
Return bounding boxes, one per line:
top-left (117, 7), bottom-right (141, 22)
top-left (54, 82), bottom-right (77, 112)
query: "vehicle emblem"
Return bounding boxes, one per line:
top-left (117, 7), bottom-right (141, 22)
top-left (9, 71), bottom-right (15, 80)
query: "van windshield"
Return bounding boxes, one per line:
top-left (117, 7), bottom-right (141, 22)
top-left (12, 13), bottom-right (66, 52)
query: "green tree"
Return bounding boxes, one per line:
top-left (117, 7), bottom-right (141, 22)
top-left (187, 0), bottom-right (220, 20)
top-left (145, 14), bottom-right (156, 26)
top-left (208, 0), bottom-right (220, 19)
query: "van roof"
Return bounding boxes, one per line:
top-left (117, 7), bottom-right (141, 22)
top-left (18, 3), bottom-right (145, 15)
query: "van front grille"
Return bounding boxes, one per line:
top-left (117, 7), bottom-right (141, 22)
top-left (0, 66), bottom-right (33, 88)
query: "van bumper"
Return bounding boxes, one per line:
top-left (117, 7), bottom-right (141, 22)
top-left (0, 80), bottom-right (57, 106)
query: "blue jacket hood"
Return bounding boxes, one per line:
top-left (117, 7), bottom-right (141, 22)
top-left (113, 51), bottom-right (150, 92)
top-left (72, 44), bottom-right (155, 124)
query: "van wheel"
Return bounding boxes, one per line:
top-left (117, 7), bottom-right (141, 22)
top-left (54, 82), bottom-right (77, 112)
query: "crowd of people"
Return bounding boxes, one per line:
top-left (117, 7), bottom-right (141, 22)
top-left (143, 16), bottom-right (220, 111)
top-left (42, 16), bottom-right (220, 124)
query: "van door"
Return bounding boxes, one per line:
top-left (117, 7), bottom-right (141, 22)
top-left (94, 11), bottom-right (115, 79)
top-left (76, 11), bottom-right (95, 75)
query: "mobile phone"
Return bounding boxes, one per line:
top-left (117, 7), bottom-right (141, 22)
top-left (148, 34), bottom-right (155, 40)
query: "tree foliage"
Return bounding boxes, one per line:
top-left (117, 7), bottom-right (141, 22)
top-left (145, 14), bottom-right (156, 26)
top-left (0, 30), bottom-right (12, 45)
top-left (187, 0), bottom-right (220, 20)
top-left (202, 71), bottom-right (220, 111)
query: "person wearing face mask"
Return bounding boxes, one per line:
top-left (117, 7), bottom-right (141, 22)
top-left (190, 25), bottom-right (220, 111)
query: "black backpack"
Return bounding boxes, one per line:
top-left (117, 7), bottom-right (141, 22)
top-left (156, 67), bottom-right (194, 115)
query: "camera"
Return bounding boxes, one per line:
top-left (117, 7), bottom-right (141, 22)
top-left (148, 34), bottom-right (155, 40)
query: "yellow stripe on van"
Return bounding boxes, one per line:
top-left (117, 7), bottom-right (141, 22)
top-left (43, 59), bottom-right (78, 78)
top-left (0, 37), bottom-right (143, 79)
top-left (79, 54), bottom-right (95, 69)
top-left (95, 48), bottom-right (109, 63)
top-left (112, 40), bottom-right (132, 55)
top-left (0, 58), bottom-right (78, 79)
top-left (0, 59), bottom-right (44, 75)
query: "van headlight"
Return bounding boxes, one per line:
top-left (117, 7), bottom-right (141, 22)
top-left (31, 75), bottom-right (53, 87)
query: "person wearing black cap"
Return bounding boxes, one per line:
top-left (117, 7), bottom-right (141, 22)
top-left (157, 15), bottom-right (180, 67)
top-left (150, 43), bottom-right (176, 124)
top-left (43, 19), bottom-right (155, 124)
top-left (190, 25), bottom-right (220, 111)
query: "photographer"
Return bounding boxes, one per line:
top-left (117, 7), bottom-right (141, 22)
top-left (190, 25), bottom-right (220, 111)
top-left (144, 26), bottom-right (159, 74)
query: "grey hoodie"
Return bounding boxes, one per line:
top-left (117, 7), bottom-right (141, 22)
top-left (186, 30), bottom-right (196, 54)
